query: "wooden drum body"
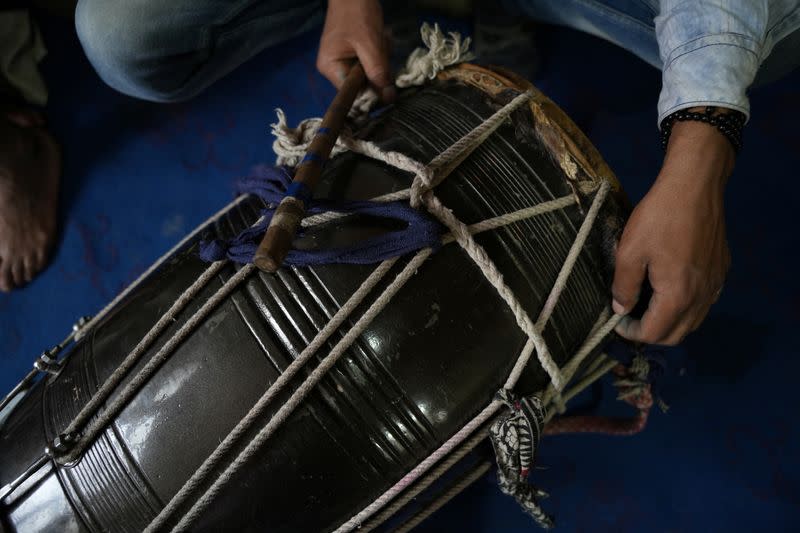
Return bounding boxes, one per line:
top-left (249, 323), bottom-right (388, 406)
top-left (0, 64), bottom-right (626, 532)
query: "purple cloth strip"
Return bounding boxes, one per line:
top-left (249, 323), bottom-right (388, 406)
top-left (199, 165), bottom-right (444, 266)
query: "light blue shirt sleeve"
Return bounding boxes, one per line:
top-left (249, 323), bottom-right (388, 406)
top-left (655, 0), bottom-right (771, 126)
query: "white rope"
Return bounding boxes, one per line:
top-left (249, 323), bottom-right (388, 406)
top-left (271, 23), bottom-right (474, 167)
top-left (59, 263), bottom-right (257, 465)
top-left (392, 461), bottom-right (491, 533)
top-left (148, 196), bottom-right (575, 532)
top-left (63, 185), bottom-right (573, 476)
top-left (41, 20), bottom-right (622, 532)
top-left (333, 186), bottom-right (613, 533)
top-left (75, 195), bottom-right (250, 340)
top-left (63, 261), bottom-right (228, 438)
top-left (166, 184), bottom-right (577, 531)
top-left (534, 181), bottom-right (611, 331)
top-left (410, 90), bottom-right (533, 207)
top-left (170, 248), bottom-right (435, 532)
top-left (343, 91), bottom-right (566, 390)
top-left (542, 312), bottom-right (623, 408)
top-left (150, 91), bottom-right (613, 531)
top-left (143, 257), bottom-right (399, 532)
top-left (546, 356), bottom-right (618, 421)
top-left (359, 417), bottom-right (499, 532)
top-left (397, 22), bottom-right (475, 88)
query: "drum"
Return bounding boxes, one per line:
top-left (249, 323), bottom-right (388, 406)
top-left (0, 63), bottom-right (628, 532)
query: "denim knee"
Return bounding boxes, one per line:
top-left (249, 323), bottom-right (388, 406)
top-left (75, 0), bottom-right (193, 102)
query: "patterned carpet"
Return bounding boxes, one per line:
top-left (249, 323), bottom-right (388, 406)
top-left (1, 12), bottom-right (798, 533)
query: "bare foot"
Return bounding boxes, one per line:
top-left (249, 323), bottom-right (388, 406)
top-left (0, 106), bottom-right (60, 292)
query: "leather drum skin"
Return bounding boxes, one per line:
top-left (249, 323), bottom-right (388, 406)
top-left (0, 64), bottom-right (627, 533)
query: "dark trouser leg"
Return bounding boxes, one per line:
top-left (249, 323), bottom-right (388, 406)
top-left (75, 0), bottom-right (324, 102)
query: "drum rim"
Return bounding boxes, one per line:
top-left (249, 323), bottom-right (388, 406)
top-left (437, 63), bottom-right (627, 207)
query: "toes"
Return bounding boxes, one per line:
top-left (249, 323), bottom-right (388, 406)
top-left (23, 255), bottom-right (36, 283)
top-left (34, 247), bottom-right (47, 272)
top-left (0, 259), bottom-right (12, 292)
top-left (11, 260), bottom-right (26, 288)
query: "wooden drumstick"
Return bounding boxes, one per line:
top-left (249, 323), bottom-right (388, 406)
top-left (254, 62), bottom-right (367, 273)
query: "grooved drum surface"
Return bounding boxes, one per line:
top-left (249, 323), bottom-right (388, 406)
top-left (0, 71), bottom-right (622, 533)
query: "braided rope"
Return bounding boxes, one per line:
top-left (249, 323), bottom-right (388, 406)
top-left (358, 417), bottom-right (500, 532)
top-left (147, 198), bottom-right (576, 532)
top-left (392, 461), bottom-right (492, 533)
top-left (333, 190), bottom-right (616, 533)
top-left (143, 256), bottom-right (399, 532)
top-left (6, 23), bottom-right (634, 532)
top-left (345, 92), bottom-right (566, 390)
top-left (149, 91), bottom-right (614, 531)
top-left (165, 187), bottom-right (582, 531)
top-left (46, 83), bottom-right (620, 530)
top-left (59, 263), bottom-right (256, 465)
top-left (75, 195), bottom-right (250, 341)
top-left (151, 92), bottom-right (615, 531)
top-left (63, 262), bottom-right (227, 439)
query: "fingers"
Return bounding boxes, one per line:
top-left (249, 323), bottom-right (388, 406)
top-left (615, 288), bottom-right (682, 343)
top-left (316, 28), bottom-right (394, 101)
top-left (316, 55), bottom-right (351, 89)
top-left (615, 277), bottom-right (729, 345)
top-left (611, 240), bottom-right (646, 315)
top-left (353, 35), bottom-right (395, 102)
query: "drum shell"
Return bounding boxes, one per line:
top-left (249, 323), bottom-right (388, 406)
top-left (0, 66), bottom-right (625, 532)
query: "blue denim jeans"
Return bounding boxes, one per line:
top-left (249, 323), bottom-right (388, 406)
top-left (75, 0), bottom-right (324, 102)
top-left (504, 0), bottom-right (800, 87)
top-left (75, 0), bottom-right (798, 102)
top-left (504, 0), bottom-right (662, 67)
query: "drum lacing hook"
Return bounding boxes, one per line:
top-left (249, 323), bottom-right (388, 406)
top-left (0, 316), bottom-right (94, 423)
top-left (34, 315), bottom-right (94, 375)
top-left (33, 350), bottom-right (61, 375)
top-left (46, 432), bottom-right (79, 459)
top-left (0, 428), bottom-right (82, 502)
top-left (1, 429), bottom-right (82, 501)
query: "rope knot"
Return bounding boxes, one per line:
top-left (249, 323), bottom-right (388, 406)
top-left (613, 355), bottom-right (654, 411)
top-left (396, 23), bottom-right (475, 88)
top-left (410, 166), bottom-right (436, 208)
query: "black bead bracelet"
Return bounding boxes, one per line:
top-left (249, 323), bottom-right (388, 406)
top-left (660, 106), bottom-right (746, 153)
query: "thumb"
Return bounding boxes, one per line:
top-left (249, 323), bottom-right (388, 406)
top-left (611, 239), bottom-right (647, 315)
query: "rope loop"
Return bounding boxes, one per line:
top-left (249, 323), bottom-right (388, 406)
top-left (48, 23), bottom-right (628, 533)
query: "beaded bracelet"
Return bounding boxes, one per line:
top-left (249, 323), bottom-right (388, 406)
top-left (660, 106), bottom-right (746, 153)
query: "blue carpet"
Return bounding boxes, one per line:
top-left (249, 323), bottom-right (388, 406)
top-left (2, 14), bottom-right (798, 533)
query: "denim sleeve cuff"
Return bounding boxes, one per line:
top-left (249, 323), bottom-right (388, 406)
top-left (657, 33), bottom-right (761, 128)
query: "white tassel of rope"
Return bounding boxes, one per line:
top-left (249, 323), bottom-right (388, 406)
top-left (396, 22), bottom-right (475, 88)
top-left (271, 22), bottom-right (474, 167)
top-left (270, 109), bottom-right (351, 167)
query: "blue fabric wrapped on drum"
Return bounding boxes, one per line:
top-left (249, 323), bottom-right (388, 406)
top-left (198, 165), bottom-right (444, 266)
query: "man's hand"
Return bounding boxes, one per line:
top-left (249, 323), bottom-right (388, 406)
top-left (612, 116), bottom-right (735, 345)
top-left (317, 0), bottom-right (395, 102)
